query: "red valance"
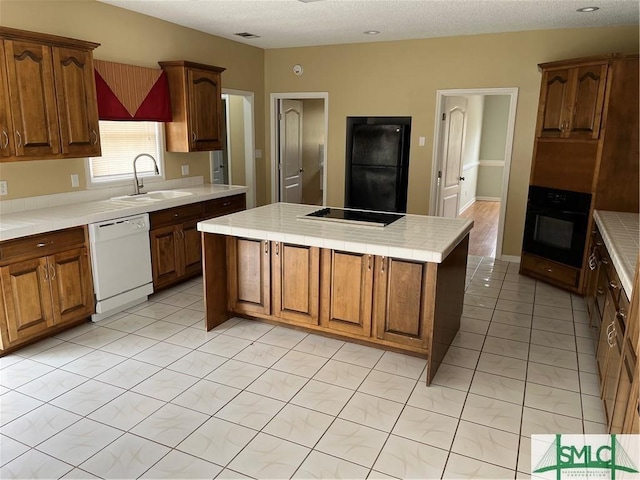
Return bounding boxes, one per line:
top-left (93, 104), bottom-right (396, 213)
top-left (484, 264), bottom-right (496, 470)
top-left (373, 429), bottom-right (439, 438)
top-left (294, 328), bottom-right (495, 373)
top-left (94, 60), bottom-right (172, 122)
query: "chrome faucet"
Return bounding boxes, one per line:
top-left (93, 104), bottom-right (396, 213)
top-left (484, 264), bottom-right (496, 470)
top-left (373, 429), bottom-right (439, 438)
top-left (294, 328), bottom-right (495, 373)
top-left (132, 153), bottom-right (160, 195)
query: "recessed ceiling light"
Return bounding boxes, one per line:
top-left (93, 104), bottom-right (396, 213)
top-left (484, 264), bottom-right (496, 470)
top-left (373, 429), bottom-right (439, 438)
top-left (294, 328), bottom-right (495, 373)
top-left (576, 6), bottom-right (599, 12)
top-left (364, 30), bottom-right (380, 35)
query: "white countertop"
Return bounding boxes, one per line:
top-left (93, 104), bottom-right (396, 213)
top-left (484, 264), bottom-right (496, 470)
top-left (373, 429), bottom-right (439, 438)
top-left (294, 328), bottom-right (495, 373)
top-left (0, 184), bottom-right (248, 241)
top-left (198, 203), bottom-right (473, 263)
top-left (594, 210), bottom-right (639, 298)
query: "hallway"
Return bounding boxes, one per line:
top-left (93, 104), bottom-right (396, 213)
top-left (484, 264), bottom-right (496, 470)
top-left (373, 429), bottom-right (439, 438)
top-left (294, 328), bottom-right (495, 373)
top-left (460, 201), bottom-right (500, 257)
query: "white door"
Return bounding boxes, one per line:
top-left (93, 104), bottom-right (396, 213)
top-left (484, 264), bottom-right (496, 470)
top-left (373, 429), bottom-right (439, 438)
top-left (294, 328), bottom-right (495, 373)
top-left (279, 99), bottom-right (303, 203)
top-left (438, 96), bottom-right (468, 218)
top-left (212, 98), bottom-right (229, 185)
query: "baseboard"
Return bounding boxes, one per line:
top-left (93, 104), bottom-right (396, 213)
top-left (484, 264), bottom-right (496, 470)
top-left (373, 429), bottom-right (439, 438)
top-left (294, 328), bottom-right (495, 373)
top-left (476, 196), bottom-right (501, 202)
top-left (500, 254), bottom-right (521, 263)
top-left (459, 198), bottom-right (476, 214)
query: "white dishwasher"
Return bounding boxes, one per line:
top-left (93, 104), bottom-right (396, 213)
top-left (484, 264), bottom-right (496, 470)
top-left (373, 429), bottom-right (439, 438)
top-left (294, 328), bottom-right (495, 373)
top-left (89, 213), bottom-right (153, 322)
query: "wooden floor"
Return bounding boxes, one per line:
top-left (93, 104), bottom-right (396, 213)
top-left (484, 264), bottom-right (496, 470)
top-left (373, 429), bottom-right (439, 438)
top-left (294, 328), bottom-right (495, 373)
top-left (459, 200), bottom-right (500, 257)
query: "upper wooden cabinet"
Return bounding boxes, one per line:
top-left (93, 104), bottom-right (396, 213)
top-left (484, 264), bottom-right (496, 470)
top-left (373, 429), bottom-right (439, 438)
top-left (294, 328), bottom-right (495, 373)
top-left (0, 27), bottom-right (101, 161)
top-left (537, 62), bottom-right (608, 139)
top-left (159, 61), bottom-right (226, 152)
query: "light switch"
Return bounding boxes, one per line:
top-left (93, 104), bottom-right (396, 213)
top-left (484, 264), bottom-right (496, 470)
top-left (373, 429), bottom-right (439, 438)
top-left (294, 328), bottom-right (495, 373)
top-left (0, 181), bottom-right (7, 196)
top-left (181, 164), bottom-right (190, 175)
top-left (419, 136), bottom-right (426, 147)
top-left (71, 174), bottom-right (79, 188)
top-left (255, 149), bottom-right (263, 159)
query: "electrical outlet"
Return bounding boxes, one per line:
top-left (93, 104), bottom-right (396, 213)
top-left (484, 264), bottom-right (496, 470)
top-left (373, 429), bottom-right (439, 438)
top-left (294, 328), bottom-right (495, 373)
top-left (0, 181), bottom-right (7, 196)
top-left (255, 149), bottom-right (263, 159)
top-left (181, 164), bottom-right (190, 176)
top-left (71, 174), bottom-right (79, 188)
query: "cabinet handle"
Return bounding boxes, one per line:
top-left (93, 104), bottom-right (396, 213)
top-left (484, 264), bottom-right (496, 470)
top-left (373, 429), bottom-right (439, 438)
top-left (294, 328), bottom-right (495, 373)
top-left (606, 321), bottom-right (615, 336)
top-left (368, 255), bottom-right (372, 271)
top-left (609, 281), bottom-right (619, 290)
top-left (36, 241), bottom-right (53, 248)
top-left (2, 129), bottom-right (8, 149)
top-left (264, 242), bottom-right (268, 255)
top-left (15, 130), bottom-right (22, 148)
top-left (588, 253), bottom-right (597, 270)
top-left (222, 201), bottom-right (231, 207)
top-left (192, 131), bottom-right (197, 142)
top-left (174, 213), bottom-right (180, 217)
top-left (275, 242), bottom-right (279, 256)
top-left (381, 257), bottom-right (385, 274)
top-left (546, 268), bottom-right (553, 273)
top-left (91, 130), bottom-right (98, 145)
top-left (597, 287), bottom-right (605, 295)
top-left (617, 309), bottom-right (627, 322)
top-left (607, 330), bottom-right (616, 347)
top-left (596, 241), bottom-right (603, 246)
top-left (49, 265), bottom-right (56, 280)
top-left (601, 258), bottom-right (609, 265)
top-left (41, 265), bottom-right (49, 281)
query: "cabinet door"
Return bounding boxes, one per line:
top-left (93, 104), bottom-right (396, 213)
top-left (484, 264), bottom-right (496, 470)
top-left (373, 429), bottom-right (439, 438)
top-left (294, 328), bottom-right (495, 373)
top-left (373, 257), bottom-right (432, 349)
top-left (181, 220), bottom-right (202, 278)
top-left (0, 257), bottom-right (54, 344)
top-left (52, 46), bottom-right (100, 157)
top-left (4, 40), bottom-right (60, 157)
top-left (0, 44), bottom-right (14, 158)
top-left (187, 68), bottom-right (222, 150)
top-left (566, 64), bottom-right (608, 139)
top-left (603, 313), bottom-right (625, 426)
top-left (48, 248), bottom-right (94, 324)
top-left (611, 341), bottom-right (636, 434)
top-left (320, 250), bottom-right (373, 337)
top-left (272, 242), bottom-right (320, 326)
top-left (596, 293), bottom-right (616, 386)
top-left (537, 68), bottom-right (571, 138)
top-left (227, 237), bottom-right (271, 316)
top-left (150, 225), bottom-right (181, 289)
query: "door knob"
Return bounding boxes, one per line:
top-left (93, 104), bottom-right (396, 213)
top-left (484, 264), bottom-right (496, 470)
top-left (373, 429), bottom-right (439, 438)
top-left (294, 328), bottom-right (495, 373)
top-left (459, 176), bottom-right (465, 181)
top-left (299, 168), bottom-right (305, 173)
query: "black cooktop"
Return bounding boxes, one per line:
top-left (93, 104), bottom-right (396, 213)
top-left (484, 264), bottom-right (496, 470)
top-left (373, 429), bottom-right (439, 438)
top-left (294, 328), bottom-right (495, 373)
top-left (305, 208), bottom-right (404, 227)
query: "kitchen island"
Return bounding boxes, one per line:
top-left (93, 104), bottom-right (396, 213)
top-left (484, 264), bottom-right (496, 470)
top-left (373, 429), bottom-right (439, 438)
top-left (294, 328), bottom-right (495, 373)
top-left (197, 203), bottom-right (473, 385)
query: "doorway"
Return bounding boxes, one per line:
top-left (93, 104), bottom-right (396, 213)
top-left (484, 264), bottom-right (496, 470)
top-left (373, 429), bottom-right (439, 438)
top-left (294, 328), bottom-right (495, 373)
top-left (430, 88), bottom-right (518, 260)
top-left (270, 93), bottom-right (328, 205)
top-left (210, 89), bottom-right (257, 208)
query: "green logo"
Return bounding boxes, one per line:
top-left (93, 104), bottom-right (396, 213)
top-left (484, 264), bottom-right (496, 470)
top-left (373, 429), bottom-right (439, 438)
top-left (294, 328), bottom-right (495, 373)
top-left (532, 434), bottom-right (639, 480)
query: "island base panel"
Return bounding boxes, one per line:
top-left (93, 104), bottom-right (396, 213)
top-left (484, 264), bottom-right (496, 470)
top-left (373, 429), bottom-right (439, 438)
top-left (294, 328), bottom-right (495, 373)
top-left (202, 233), bottom-right (231, 330)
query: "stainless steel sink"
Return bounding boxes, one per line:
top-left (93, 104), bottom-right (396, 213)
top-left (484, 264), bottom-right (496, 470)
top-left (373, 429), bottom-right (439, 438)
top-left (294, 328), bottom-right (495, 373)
top-left (110, 190), bottom-right (194, 203)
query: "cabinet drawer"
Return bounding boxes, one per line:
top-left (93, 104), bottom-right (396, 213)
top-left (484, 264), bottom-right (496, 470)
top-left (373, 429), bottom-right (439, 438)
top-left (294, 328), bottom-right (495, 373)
top-left (521, 253), bottom-right (580, 289)
top-left (150, 203), bottom-right (203, 228)
top-left (0, 227), bottom-right (86, 264)
top-left (203, 194), bottom-right (246, 219)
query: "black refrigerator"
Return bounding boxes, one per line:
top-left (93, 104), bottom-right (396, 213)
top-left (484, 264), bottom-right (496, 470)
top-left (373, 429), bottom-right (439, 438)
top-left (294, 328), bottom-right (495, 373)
top-left (345, 123), bottom-right (410, 213)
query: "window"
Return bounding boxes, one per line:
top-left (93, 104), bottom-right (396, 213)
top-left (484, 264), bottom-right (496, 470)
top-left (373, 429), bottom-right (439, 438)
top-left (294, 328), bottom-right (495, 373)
top-left (87, 121), bottom-right (165, 187)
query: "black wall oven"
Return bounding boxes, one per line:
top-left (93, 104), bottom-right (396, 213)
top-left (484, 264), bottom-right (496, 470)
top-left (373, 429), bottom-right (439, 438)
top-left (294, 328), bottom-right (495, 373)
top-left (523, 186), bottom-right (592, 268)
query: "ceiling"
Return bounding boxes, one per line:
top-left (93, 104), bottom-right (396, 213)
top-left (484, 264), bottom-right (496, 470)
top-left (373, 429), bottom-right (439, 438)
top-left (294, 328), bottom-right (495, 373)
top-left (98, 0), bottom-right (639, 49)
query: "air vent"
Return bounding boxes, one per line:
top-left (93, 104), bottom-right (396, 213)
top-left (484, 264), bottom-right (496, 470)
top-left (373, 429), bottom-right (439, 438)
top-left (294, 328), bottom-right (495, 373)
top-left (234, 32), bottom-right (261, 39)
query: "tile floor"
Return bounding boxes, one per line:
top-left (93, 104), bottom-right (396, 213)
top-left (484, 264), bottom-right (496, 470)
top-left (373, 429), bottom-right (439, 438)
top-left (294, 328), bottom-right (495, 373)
top-left (0, 255), bottom-right (606, 479)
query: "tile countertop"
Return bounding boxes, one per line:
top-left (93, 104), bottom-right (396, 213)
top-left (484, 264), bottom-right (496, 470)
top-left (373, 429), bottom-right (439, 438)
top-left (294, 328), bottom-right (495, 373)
top-left (594, 210), bottom-right (639, 299)
top-left (0, 184), bottom-right (248, 241)
top-left (197, 203), bottom-right (473, 263)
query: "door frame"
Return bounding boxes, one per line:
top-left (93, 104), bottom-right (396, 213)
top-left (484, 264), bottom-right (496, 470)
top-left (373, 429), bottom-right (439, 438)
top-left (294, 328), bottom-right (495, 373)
top-left (270, 92), bottom-right (329, 205)
top-left (210, 88), bottom-right (257, 208)
top-left (429, 87), bottom-right (518, 260)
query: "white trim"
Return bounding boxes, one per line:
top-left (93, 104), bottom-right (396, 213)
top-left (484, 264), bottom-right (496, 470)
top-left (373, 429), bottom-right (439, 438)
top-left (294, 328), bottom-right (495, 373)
top-left (459, 197), bottom-right (476, 214)
top-left (462, 161), bottom-right (480, 172)
top-left (430, 87), bottom-right (518, 261)
top-left (476, 196), bottom-right (501, 202)
top-left (212, 88), bottom-right (257, 208)
top-left (501, 254), bottom-right (521, 263)
top-left (478, 160), bottom-right (505, 167)
top-left (270, 92), bottom-right (329, 205)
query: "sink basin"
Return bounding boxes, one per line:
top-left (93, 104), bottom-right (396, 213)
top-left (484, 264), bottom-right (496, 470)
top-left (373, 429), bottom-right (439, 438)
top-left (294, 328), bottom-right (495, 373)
top-left (110, 190), bottom-right (194, 203)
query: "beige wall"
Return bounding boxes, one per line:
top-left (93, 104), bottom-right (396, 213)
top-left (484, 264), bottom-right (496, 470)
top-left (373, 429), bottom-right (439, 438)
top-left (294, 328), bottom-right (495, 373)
top-left (228, 95), bottom-right (246, 186)
top-left (479, 95), bottom-right (511, 161)
top-left (263, 26), bottom-right (638, 256)
top-left (301, 98), bottom-right (325, 205)
top-left (0, 0), bottom-right (265, 202)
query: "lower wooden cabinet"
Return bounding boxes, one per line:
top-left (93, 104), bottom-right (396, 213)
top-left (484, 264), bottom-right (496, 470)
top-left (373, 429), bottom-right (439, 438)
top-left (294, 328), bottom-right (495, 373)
top-left (227, 237), bottom-right (271, 316)
top-left (0, 228), bottom-right (94, 351)
top-left (520, 252), bottom-right (580, 291)
top-left (372, 257), bottom-right (433, 349)
top-left (150, 194), bottom-right (245, 290)
top-left (273, 242), bottom-right (320, 326)
top-left (319, 250), bottom-right (373, 336)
